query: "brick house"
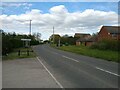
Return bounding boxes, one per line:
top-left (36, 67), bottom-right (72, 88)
top-left (98, 26), bottom-right (120, 41)
top-left (75, 33), bottom-right (91, 45)
top-left (76, 36), bottom-right (97, 46)
top-left (76, 26), bottom-right (120, 46)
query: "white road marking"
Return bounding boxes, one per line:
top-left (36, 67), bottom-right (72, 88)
top-left (43, 47), bottom-right (59, 55)
top-left (36, 57), bottom-right (64, 88)
top-left (95, 67), bottom-right (120, 77)
top-left (62, 55), bottom-right (79, 63)
top-left (37, 48), bottom-right (119, 77)
top-left (51, 51), bottom-right (59, 55)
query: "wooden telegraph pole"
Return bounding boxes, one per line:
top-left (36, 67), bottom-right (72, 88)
top-left (53, 26), bottom-right (55, 44)
top-left (29, 20), bottom-right (32, 35)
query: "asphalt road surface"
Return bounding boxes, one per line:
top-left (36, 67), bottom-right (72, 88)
top-left (33, 44), bottom-right (119, 88)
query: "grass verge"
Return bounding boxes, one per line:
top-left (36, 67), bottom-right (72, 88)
top-left (53, 45), bottom-right (119, 63)
top-left (2, 47), bottom-right (36, 60)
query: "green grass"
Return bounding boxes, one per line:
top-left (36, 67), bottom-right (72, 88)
top-left (54, 45), bottom-right (119, 62)
top-left (2, 47), bottom-right (36, 60)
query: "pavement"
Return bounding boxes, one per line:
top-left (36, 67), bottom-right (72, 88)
top-left (2, 58), bottom-right (60, 88)
top-left (33, 44), bottom-right (119, 88)
top-left (0, 61), bottom-right (2, 89)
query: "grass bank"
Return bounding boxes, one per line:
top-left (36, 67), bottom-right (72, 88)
top-left (54, 45), bottom-right (119, 62)
top-left (2, 47), bottom-right (36, 60)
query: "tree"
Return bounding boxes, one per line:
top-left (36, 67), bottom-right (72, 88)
top-left (2, 30), bottom-right (40, 55)
top-left (92, 32), bottom-right (98, 37)
top-left (60, 35), bottom-right (75, 45)
top-left (33, 32), bottom-right (41, 41)
top-left (49, 34), bottom-right (60, 44)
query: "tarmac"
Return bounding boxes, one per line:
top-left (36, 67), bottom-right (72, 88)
top-left (2, 58), bottom-right (60, 88)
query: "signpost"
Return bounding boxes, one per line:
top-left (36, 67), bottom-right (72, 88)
top-left (21, 39), bottom-right (31, 48)
top-left (18, 39), bottom-right (32, 56)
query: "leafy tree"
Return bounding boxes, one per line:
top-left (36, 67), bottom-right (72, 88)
top-left (2, 30), bottom-right (40, 55)
top-left (60, 35), bottom-right (76, 45)
top-left (50, 34), bottom-right (61, 44)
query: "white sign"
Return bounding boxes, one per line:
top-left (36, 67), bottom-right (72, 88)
top-left (21, 39), bottom-right (31, 41)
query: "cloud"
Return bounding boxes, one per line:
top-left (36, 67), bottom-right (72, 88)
top-left (0, 5), bottom-right (118, 40)
top-left (2, 2), bottom-right (32, 7)
top-left (49, 5), bottom-right (68, 14)
top-left (2, 0), bottom-right (119, 2)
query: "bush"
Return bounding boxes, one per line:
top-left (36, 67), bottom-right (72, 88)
top-left (90, 39), bottom-right (119, 51)
top-left (2, 31), bottom-right (40, 55)
top-left (31, 40), bottom-right (40, 45)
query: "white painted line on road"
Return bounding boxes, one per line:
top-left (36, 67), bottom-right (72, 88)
top-left (42, 47), bottom-right (59, 55)
top-left (62, 55), bottom-right (79, 63)
top-left (51, 51), bottom-right (59, 55)
top-left (36, 57), bottom-right (64, 88)
top-left (95, 67), bottom-right (120, 77)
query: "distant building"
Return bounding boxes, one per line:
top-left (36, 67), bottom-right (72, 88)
top-left (75, 33), bottom-right (91, 46)
top-left (76, 26), bottom-right (120, 46)
top-left (76, 36), bottom-right (97, 46)
top-left (74, 33), bottom-right (91, 38)
top-left (97, 26), bottom-right (120, 41)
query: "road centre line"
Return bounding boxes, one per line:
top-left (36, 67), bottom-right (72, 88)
top-left (46, 50), bottom-right (119, 77)
top-left (95, 67), bottom-right (120, 77)
top-left (62, 55), bottom-right (120, 77)
top-left (36, 57), bottom-right (64, 88)
top-left (51, 51), bottom-right (59, 55)
top-left (62, 55), bottom-right (79, 63)
top-left (42, 47), bottom-right (59, 55)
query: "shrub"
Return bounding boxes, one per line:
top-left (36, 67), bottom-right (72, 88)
top-left (90, 39), bottom-right (119, 51)
top-left (31, 40), bottom-right (40, 45)
top-left (2, 31), bottom-right (40, 55)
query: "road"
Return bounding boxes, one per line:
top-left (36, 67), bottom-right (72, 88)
top-left (33, 44), bottom-right (119, 88)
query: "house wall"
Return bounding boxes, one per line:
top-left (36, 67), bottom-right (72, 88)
top-left (111, 34), bottom-right (120, 40)
top-left (86, 42), bottom-right (94, 46)
top-left (76, 41), bottom-right (94, 46)
top-left (98, 26), bottom-right (120, 41)
top-left (76, 42), bottom-right (80, 45)
top-left (116, 34), bottom-right (120, 40)
top-left (98, 27), bottom-right (111, 41)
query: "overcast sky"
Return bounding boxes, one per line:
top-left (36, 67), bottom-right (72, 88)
top-left (0, 2), bottom-right (118, 40)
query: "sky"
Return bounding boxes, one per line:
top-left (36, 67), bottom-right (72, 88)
top-left (0, 2), bottom-right (119, 40)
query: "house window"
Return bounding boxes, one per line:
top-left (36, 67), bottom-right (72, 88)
top-left (111, 33), bottom-right (117, 37)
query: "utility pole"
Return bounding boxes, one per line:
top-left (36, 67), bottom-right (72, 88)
top-left (53, 26), bottom-right (54, 44)
top-left (58, 37), bottom-right (61, 47)
top-left (29, 20), bottom-right (32, 35)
